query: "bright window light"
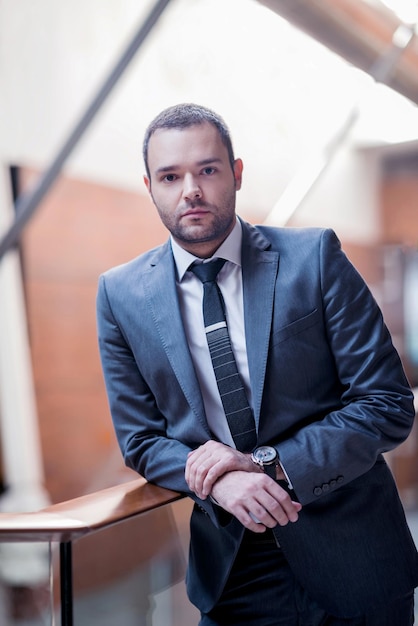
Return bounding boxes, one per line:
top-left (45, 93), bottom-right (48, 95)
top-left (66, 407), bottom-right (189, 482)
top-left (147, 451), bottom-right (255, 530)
top-left (378, 0), bottom-right (418, 25)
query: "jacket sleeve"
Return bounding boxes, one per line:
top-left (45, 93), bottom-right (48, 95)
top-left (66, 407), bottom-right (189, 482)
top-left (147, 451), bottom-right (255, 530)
top-left (96, 274), bottom-right (221, 524)
top-left (276, 229), bottom-right (415, 505)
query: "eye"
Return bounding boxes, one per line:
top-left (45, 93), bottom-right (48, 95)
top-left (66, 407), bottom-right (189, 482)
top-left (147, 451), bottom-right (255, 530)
top-left (162, 173), bottom-right (177, 183)
top-left (202, 166), bottom-right (216, 175)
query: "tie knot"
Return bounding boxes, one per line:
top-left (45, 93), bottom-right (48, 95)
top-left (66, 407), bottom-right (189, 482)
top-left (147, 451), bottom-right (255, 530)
top-left (190, 258), bottom-right (226, 283)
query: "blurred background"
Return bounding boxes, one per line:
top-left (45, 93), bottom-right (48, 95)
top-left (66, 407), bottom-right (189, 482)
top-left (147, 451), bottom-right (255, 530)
top-left (0, 0), bottom-right (417, 623)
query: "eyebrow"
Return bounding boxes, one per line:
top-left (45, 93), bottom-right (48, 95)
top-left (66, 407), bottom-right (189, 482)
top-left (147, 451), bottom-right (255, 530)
top-left (155, 158), bottom-right (223, 175)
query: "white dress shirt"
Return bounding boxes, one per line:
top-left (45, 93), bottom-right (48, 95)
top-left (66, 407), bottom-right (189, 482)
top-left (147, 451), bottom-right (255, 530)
top-left (171, 218), bottom-right (253, 447)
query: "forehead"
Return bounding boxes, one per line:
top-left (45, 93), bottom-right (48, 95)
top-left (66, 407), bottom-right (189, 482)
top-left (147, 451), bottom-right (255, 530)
top-left (147, 122), bottom-right (228, 173)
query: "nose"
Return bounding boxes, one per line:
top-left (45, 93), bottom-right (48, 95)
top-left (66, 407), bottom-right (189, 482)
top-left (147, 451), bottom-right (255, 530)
top-left (183, 174), bottom-right (202, 201)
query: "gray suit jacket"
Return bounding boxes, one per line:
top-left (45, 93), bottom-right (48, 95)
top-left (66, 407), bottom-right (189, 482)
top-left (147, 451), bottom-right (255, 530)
top-left (97, 220), bottom-right (418, 617)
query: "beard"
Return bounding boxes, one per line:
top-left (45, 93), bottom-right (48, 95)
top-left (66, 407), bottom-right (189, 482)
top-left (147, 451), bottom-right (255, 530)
top-left (155, 192), bottom-right (237, 246)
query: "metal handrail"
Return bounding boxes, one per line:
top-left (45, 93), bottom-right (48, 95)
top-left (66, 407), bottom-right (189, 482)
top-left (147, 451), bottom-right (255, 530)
top-left (0, 478), bottom-right (183, 625)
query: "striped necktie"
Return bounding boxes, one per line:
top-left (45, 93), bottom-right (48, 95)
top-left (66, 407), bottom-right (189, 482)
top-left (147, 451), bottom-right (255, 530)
top-left (190, 258), bottom-right (257, 452)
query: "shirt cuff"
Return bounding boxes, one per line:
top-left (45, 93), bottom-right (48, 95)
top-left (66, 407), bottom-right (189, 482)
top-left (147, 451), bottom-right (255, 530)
top-left (279, 461), bottom-right (293, 490)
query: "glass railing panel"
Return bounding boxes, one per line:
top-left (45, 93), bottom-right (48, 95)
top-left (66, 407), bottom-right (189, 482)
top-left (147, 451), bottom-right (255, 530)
top-left (70, 499), bottom-right (198, 626)
top-left (0, 542), bottom-right (55, 626)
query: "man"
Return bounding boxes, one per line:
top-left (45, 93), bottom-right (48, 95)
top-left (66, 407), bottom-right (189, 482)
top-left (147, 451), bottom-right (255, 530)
top-left (97, 103), bottom-right (418, 624)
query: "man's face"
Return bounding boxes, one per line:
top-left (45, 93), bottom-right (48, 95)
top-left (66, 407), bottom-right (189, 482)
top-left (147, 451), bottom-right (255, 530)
top-left (144, 122), bottom-right (243, 258)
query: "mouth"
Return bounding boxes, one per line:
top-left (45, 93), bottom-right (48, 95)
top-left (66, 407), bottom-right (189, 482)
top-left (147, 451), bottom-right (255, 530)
top-left (182, 207), bottom-right (210, 219)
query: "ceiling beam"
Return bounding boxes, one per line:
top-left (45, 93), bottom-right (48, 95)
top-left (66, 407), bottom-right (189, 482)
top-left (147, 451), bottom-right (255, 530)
top-left (257, 0), bottom-right (418, 104)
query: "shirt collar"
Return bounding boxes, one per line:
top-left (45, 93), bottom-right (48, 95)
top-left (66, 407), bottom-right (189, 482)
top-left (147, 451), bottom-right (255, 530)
top-left (171, 217), bottom-right (242, 282)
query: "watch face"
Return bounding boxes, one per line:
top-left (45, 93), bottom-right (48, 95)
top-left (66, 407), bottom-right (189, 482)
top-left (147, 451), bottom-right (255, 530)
top-left (253, 446), bottom-right (277, 464)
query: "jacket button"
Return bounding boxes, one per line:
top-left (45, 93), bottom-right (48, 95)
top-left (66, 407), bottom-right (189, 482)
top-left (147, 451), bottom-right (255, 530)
top-left (330, 479), bottom-right (337, 487)
top-left (313, 486), bottom-right (322, 496)
top-left (322, 483), bottom-right (330, 492)
top-left (337, 475), bottom-right (344, 484)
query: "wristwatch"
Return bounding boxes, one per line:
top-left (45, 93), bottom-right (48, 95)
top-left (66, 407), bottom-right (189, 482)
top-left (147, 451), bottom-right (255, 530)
top-left (251, 446), bottom-right (280, 480)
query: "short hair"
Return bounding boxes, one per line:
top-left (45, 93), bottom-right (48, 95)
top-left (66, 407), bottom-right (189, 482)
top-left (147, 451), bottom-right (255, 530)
top-left (143, 103), bottom-right (235, 179)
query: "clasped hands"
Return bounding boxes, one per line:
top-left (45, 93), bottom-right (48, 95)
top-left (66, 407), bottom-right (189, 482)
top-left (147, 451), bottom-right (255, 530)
top-left (185, 440), bottom-right (302, 533)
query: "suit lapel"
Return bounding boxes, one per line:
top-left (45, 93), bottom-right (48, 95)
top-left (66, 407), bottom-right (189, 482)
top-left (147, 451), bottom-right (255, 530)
top-left (241, 222), bottom-right (279, 428)
top-left (142, 224), bottom-right (279, 438)
top-left (143, 242), bottom-right (210, 436)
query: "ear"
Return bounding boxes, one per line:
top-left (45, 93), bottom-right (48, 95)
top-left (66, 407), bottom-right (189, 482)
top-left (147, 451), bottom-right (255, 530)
top-left (143, 174), bottom-right (151, 195)
top-left (233, 158), bottom-right (243, 191)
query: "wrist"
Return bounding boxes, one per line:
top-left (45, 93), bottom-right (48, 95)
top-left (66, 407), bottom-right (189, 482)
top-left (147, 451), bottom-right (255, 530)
top-left (251, 446), bottom-right (285, 482)
top-left (245, 453), bottom-right (263, 473)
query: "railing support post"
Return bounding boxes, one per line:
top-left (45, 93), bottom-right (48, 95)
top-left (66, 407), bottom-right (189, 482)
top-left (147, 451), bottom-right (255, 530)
top-left (60, 542), bottom-right (73, 626)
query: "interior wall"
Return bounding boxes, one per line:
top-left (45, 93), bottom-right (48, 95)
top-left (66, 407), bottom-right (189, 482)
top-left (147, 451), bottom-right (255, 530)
top-left (381, 152), bottom-right (418, 246)
top-left (287, 142), bottom-right (382, 244)
top-left (21, 169), bottom-right (167, 502)
top-left (380, 148), bottom-right (418, 379)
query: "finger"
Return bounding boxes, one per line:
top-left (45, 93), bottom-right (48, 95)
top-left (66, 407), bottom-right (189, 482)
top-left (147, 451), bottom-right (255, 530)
top-left (187, 445), bottom-right (239, 496)
top-left (277, 491), bottom-right (302, 523)
top-left (187, 453), bottom-right (221, 497)
top-left (235, 508), bottom-right (268, 533)
top-left (201, 451), bottom-right (248, 497)
top-left (248, 500), bottom-right (286, 528)
top-left (186, 460), bottom-right (208, 497)
top-left (185, 456), bottom-right (204, 493)
top-left (265, 491), bottom-right (301, 525)
top-left (195, 456), bottom-right (233, 497)
top-left (201, 461), bottom-right (229, 497)
top-left (185, 446), bottom-right (214, 488)
top-left (251, 483), bottom-right (301, 526)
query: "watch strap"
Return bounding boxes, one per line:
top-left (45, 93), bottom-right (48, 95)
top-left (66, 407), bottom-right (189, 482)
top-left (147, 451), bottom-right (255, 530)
top-left (264, 462), bottom-right (278, 481)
